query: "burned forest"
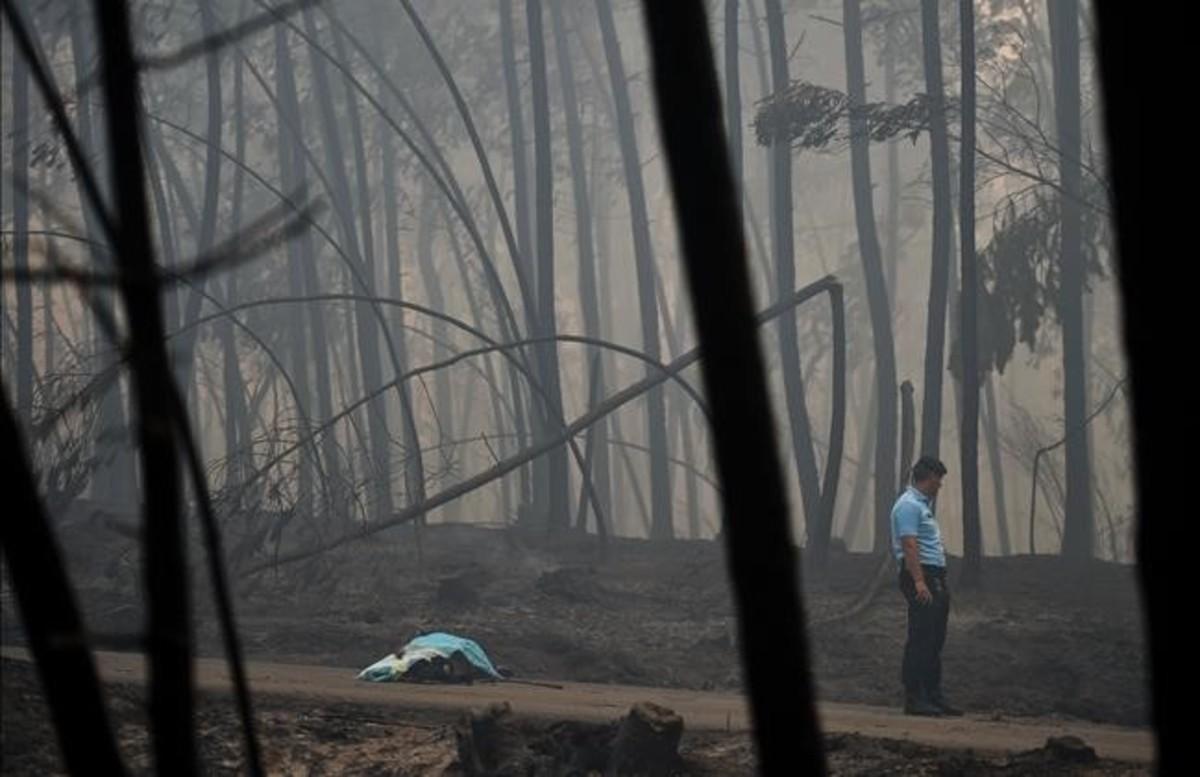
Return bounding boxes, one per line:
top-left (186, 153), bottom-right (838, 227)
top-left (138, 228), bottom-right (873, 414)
top-left (0, 1), bottom-right (1176, 775)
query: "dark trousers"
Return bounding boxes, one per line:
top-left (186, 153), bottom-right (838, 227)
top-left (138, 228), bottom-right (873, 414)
top-left (899, 564), bottom-right (950, 698)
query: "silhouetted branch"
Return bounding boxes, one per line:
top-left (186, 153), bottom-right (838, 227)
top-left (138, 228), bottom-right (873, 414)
top-left (2, 198), bottom-right (324, 287)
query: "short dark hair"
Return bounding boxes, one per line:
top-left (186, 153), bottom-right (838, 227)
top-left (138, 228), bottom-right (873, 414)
top-left (912, 456), bottom-right (947, 484)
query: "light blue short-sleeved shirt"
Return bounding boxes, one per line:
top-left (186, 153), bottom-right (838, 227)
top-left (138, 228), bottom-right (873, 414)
top-left (891, 486), bottom-right (946, 567)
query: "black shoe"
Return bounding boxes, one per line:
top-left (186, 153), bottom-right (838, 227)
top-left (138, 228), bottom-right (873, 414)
top-left (904, 694), bottom-right (943, 717)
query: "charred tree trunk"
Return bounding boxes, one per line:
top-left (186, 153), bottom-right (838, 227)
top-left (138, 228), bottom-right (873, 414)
top-left (899, 380), bottom-right (916, 494)
top-left (764, 0), bottom-right (825, 551)
top-left (499, 0), bottom-right (536, 510)
top-left (958, 0), bottom-right (983, 588)
top-left (145, 122), bottom-right (194, 331)
top-left (918, 0), bottom-right (954, 460)
top-left (525, 0), bottom-right (571, 531)
top-left (596, 0), bottom-right (673, 539)
top-left (725, 0), bottom-right (742, 187)
top-left (746, 0), bottom-right (779, 303)
top-left (883, 16), bottom-right (902, 306)
top-left (550, 0), bottom-right (612, 526)
top-left (172, 0), bottom-right (222, 404)
top-left (499, 0), bottom-right (534, 290)
top-left (843, 0), bottom-right (898, 554)
top-left (145, 132), bottom-right (181, 335)
top-left (1049, 0), bottom-right (1093, 563)
top-left (377, 62), bottom-right (427, 518)
top-left (593, 146), bottom-right (626, 532)
top-left (219, 54), bottom-right (250, 484)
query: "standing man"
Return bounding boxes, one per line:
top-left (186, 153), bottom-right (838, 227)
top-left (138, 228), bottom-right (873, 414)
top-left (891, 456), bottom-right (962, 717)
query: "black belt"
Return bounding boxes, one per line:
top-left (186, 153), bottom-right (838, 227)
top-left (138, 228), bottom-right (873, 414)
top-left (899, 562), bottom-right (946, 577)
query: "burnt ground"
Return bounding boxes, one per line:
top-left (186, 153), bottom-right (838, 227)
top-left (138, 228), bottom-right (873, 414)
top-left (1, 657), bottom-right (1148, 775)
top-left (2, 521), bottom-right (1151, 773)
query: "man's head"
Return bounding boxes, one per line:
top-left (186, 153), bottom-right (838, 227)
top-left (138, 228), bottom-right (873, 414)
top-left (911, 456), bottom-right (948, 497)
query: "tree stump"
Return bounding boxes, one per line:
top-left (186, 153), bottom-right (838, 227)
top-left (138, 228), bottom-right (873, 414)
top-left (607, 702), bottom-right (683, 776)
top-left (455, 702), bottom-right (528, 776)
top-left (1044, 735), bottom-right (1098, 764)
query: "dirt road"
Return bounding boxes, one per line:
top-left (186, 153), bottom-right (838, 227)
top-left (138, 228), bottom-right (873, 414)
top-left (1, 647), bottom-right (1153, 764)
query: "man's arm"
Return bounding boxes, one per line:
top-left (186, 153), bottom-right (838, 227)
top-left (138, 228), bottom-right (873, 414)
top-left (901, 536), bottom-right (932, 604)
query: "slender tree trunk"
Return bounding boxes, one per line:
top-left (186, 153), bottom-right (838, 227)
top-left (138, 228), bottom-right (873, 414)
top-left (145, 131), bottom-right (181, 335)
top-left (675, 280), bottom-right (702, 539)
top-left (550, 0), bottom-right (612, 525)
top-left (918, 0), bottom-right (954, 459)
top-left (725, 0), bottom-right (742, 187)
top-left (883, 17), bottom-right (902, 308)
top-left (172, 0), bottom-right (222, 397)
top-left (593, 144), bottom-right (626, 533)
top-left (764, 0), bottom-right (825, 553)
top-left (729, 0), bottom-right (775, 300)
top-left (379, 85), bottom-right (428, 518)
top-left (499, 0), bottom-right (534, 289)
top-left (746, 0), bottom-right (778, 303)
top-left (574, 354), bottom-right (606, 534)
top-left (523, 0), bottom-right (570, 531)
top-left (1049, 0), bottom-right (1093, 562)
top-left (958, 0), bottom-right (983, 587)
top-left (219, 54), bottom-right (249, 484)
top-left (843, 0), bottom-right (899, 554)
top-left (596, 0), bottom-right (673, 539)
top-left (983, 374), bottom-right (1011, 555)
top-left (899, 380), bottom-right (915, 493)
top-left (499, 0), bottom-right (536, 511)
